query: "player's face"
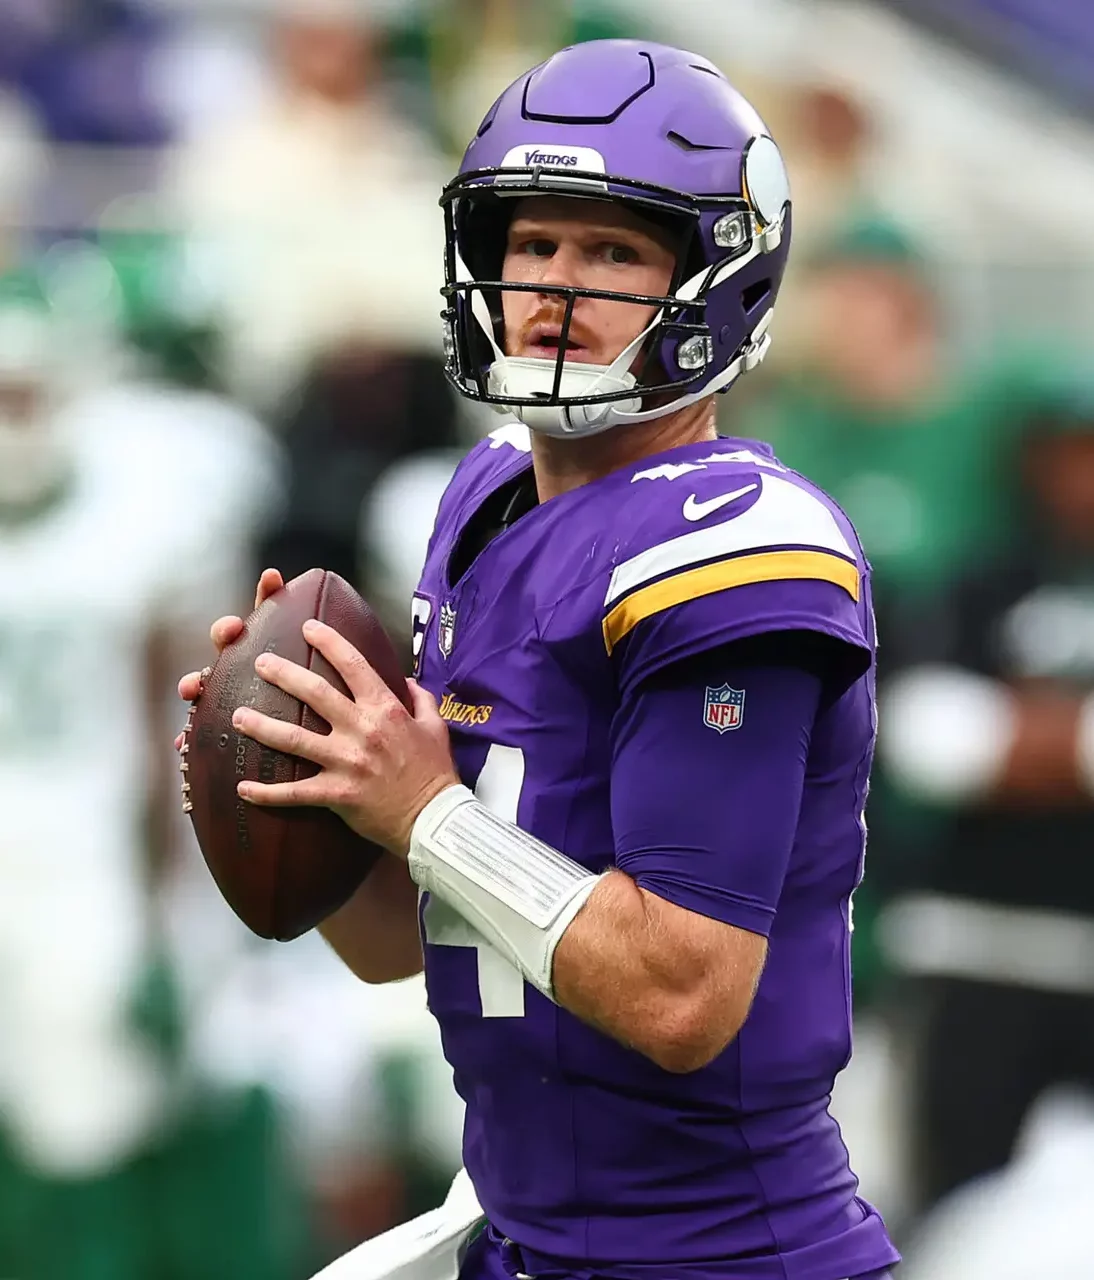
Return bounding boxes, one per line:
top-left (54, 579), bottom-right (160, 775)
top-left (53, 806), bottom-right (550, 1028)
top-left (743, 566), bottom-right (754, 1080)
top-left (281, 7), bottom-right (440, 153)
top-left (501, 197), bottom-right (677, 369)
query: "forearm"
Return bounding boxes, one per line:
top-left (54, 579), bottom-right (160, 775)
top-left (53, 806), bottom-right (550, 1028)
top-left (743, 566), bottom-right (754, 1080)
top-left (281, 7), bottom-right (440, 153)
top-left (408, 789), bottom-right (765, 1072)
top-left (552, 870), bottom-right (757, 1072)
top-left (406, 657), bottom-right (816, 1069)
top-left (319, 852), bottom-right (424, 983)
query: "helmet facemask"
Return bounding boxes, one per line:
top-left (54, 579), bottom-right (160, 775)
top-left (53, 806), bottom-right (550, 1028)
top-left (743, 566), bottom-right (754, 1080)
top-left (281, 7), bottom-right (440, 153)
top-left (439, 167), bottom-right (785, 439)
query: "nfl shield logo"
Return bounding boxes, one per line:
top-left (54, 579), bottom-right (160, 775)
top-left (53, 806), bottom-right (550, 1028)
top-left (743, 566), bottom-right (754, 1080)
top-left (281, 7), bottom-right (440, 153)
top-left (704, 684), bottom-right (745, 734)
top-left (438, 601), bottom-right (457, 659)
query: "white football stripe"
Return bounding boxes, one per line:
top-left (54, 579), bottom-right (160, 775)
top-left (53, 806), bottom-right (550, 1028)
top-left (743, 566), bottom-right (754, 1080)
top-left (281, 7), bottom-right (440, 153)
top-left (605, 474), bottom-right (856, 607)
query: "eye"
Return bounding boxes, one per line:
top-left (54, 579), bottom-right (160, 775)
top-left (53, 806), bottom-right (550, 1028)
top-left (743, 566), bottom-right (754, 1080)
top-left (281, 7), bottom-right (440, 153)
top-left (603, 243), bottom-right (638, 265)
top-left (519, 238), bottom-right (556, 258)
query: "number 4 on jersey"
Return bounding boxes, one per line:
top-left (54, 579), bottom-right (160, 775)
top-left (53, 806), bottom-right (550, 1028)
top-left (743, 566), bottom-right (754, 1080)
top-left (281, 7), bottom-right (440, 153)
top-left (421, 744), bottom-right (528, 1017)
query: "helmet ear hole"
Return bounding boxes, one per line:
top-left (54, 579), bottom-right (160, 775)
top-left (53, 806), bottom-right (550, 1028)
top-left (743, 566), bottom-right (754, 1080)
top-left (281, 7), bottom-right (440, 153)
top-left (742, 279), bottom-right (771, 314)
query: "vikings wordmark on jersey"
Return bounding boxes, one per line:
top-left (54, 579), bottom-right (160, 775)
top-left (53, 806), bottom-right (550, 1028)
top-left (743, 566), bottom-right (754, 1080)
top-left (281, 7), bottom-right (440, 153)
top-left (410, 423), bottom-right (895, 1279)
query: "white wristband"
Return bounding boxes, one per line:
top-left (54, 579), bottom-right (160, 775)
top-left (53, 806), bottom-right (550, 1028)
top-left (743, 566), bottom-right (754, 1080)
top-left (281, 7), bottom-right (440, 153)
top-left (1077, 695), bottom-right (1094, 798)
top-left (408, 784), bottom-right (602, 1000)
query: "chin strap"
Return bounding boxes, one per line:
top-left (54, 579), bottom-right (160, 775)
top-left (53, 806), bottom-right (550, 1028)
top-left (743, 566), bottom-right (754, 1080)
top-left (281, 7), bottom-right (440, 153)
top-left (486, 356), bottom-right (640, 409)
top-left (591, 307), bottom-right (775, 432)
top-left (488, 306), bottom-right (774, 438)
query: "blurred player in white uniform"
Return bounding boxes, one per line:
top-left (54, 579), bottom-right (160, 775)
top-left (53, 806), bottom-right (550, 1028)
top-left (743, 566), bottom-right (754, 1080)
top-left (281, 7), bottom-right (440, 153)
top-left (0, 272), bottom-right (291, 1280)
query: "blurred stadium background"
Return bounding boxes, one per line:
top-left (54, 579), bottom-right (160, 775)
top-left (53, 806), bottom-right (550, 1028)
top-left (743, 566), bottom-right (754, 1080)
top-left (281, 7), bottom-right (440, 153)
top-left (0, 1), bottom-right (1093, 1276)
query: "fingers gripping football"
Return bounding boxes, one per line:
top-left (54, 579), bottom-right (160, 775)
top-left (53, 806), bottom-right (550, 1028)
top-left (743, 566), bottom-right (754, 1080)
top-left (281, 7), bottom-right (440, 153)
top-left (236, 619), bottom-right (459, 856)
top-left (230, 649), bottom-right (353, 769)
top-left (254, 567), bottom-right (284, 610)
top-left (176, 570), bottom-right (285, 727)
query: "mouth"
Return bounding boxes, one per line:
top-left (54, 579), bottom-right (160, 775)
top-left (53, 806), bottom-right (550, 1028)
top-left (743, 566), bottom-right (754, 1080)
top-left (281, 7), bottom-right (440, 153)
top-left (525, 326), bottom-right (591, 361)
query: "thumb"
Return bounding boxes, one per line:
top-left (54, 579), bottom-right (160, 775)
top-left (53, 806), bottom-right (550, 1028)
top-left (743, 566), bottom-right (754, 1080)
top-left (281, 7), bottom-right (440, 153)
top-left (406, 678), bottom-right (442, 723)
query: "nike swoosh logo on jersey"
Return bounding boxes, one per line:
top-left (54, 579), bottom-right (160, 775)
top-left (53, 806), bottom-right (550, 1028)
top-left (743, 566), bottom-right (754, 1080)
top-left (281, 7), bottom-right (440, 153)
top-left (681, 483), bottom-right (758, 522)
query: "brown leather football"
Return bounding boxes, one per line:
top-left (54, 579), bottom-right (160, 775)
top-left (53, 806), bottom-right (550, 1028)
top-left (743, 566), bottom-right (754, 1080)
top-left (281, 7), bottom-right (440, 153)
top-left (181, 569), bottom-right (410, 941)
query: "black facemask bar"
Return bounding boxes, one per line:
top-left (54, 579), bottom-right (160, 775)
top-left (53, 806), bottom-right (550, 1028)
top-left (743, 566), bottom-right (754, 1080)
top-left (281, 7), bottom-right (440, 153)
top-left (442, 277), bottom-right (710, 406)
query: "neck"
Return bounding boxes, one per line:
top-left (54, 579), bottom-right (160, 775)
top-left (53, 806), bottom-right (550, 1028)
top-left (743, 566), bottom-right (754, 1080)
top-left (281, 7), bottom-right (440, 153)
top-left (530, 399), bottom-right (718, 502)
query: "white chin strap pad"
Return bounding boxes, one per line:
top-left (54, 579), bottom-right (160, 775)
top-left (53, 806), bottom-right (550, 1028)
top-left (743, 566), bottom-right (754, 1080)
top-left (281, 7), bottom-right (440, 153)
top-left (483, 308), bottom-right (774, 439)
top-left (486, 356), bottom-right (641, 437)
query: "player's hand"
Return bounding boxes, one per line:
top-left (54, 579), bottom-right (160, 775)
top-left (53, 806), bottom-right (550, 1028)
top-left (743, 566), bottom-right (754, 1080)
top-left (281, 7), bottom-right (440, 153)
top-left (229, 619), bottom-right (460, 857)
top-left (174, 568), bottom-right (284, 747)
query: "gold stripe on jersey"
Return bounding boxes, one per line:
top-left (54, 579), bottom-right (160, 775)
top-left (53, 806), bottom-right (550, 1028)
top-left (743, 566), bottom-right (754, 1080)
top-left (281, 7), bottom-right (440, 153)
top-left (604, 474), bottom-right (857, 607)
top-left (602, 549), bottom-right (861, 654)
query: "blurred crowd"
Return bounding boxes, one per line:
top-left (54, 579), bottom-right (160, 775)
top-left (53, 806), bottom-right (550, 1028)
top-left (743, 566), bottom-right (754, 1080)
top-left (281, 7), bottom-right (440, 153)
top-left (0, 1), bottom-right (1092, 1277)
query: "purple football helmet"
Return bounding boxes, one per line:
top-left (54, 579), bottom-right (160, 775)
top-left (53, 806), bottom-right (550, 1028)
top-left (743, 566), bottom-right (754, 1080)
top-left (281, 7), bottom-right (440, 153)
top-left (439, 39), bottom-right (792, 439)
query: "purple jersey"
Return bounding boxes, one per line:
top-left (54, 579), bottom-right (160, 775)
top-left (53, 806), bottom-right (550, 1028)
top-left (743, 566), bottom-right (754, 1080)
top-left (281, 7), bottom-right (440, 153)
top-left (413, 426), bottom-right (898, 1280)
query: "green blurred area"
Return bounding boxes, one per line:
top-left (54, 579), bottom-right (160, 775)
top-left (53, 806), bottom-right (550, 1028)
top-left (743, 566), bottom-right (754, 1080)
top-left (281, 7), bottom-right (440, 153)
top-left (0, 1089), bottom-right (309, 1280)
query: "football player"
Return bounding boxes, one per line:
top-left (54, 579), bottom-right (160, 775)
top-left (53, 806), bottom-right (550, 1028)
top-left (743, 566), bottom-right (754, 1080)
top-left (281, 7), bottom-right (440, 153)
top-left (0, 270), bottom-right (299, 1280)
top-left (181, 40), bottom-right (899, 1280)
top-left (0, 284), bottom-right (170, 1230)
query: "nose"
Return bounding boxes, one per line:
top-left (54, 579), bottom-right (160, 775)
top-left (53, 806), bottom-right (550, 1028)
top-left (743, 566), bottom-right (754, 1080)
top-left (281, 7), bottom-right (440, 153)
top-left (535, 241), bottom-right (584, 292)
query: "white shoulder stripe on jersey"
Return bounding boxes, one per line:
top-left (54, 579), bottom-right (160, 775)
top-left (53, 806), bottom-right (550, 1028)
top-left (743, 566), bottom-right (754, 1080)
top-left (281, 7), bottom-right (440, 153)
top-left (605, 474), bottom-right (856, 607)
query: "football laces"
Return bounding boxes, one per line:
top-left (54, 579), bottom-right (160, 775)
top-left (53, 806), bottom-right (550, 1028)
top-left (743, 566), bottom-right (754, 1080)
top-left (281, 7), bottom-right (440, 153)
top-left (178, 666), bottom-right (213, 814)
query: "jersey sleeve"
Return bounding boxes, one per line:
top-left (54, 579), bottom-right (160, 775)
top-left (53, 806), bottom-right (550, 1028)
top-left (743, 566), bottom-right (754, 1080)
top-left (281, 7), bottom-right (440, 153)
top-left (603, 469), bottom-right (872, 695)
top-left (611, 644), bottom-right (822, 935)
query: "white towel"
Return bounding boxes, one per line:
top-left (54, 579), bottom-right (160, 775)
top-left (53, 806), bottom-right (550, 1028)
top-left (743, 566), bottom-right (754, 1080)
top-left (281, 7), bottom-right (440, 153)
top-left (311, 1167), bottom-right (486, 1280)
